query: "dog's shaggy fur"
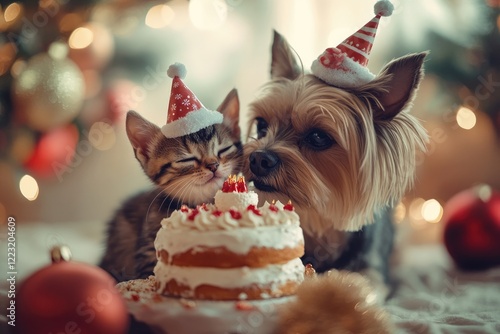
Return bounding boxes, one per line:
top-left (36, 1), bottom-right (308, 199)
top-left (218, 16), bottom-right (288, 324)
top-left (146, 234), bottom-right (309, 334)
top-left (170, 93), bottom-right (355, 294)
top-left (243, 31), bottom-right (428, 298)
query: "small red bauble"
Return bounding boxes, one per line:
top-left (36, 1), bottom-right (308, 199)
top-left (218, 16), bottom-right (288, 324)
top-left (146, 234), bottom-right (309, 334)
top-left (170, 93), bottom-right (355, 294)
top-left (15, 246), bottom-right (129, 334)
top-left (24, 124), bottom-right (79, 179)
top-left (443, 185), bottom-right (500, 270)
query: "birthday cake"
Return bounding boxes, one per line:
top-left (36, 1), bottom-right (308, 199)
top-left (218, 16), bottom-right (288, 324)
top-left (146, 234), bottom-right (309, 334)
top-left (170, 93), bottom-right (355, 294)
top-left (153, 176), bottom-right (305, 301)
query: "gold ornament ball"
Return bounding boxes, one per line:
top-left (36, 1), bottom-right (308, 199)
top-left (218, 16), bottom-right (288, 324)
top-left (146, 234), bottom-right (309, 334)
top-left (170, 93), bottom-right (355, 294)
top-left (13, 52), bottom-right (85, 132)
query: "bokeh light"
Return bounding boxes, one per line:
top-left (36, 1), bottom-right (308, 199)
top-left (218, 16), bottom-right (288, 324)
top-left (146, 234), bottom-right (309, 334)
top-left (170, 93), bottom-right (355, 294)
top-left (456, 106), bottom-right (477, 130)
top-left (421, 199), bottom-right (443, 223)
top-left (477, 184), bottom-right (492, 202)
top-left (69, 27), bottom-right (94, 49)
top-left (19, 174), bottom-right (39, 201)
top-left (4, 3), bottom-right (22, 23)
top-left (145, 4), bottom-right (175, 29)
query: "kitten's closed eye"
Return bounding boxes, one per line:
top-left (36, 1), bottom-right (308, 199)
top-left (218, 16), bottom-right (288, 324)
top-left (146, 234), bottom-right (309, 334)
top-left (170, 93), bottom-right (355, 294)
top-left (174, 156), bottom-right (200, 170)
top-left (218, 145), bottom-right (235, 158)
top-left (177, 157), bottom-right (198, 164)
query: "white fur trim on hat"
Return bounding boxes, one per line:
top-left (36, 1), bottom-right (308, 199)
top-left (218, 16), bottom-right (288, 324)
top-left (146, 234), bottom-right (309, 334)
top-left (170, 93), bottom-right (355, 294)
top-left (161, 107), bottom-right (223, 138)
top-left (311, 57), bottom-right (375, 88)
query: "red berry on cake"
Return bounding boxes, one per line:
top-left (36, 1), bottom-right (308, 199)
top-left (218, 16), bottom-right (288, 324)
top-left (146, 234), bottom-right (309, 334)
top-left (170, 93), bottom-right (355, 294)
top-left (269, 200), bottom-right (279, 213)
top-left (199, 203), bottom-right (209, 211)
top-left (229, 209), bottom-right (242, 220)
top-left (187, 208), bottom-right (199, 221)
top-left (247, 204), bottom-right (262, 216)
top-left (284, 200), bottom-right (294, 211)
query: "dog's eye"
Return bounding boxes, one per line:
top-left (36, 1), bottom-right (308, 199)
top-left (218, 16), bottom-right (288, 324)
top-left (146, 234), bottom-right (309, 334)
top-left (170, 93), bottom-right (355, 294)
top-left (304, 130), bottom-right (334, 151)
top-left (255, 117), bottom-right (268, 139)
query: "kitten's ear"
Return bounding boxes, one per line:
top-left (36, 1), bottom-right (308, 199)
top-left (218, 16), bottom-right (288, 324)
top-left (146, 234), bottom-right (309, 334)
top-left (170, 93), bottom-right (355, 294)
top-left (271, 30), bottom-right (301, 80)
top-left (217, 88), bottom-right (240, 140)
top-left (126, 111), bottom-right (160, 164)
top-left (371, 52), bottom-right (428, 120)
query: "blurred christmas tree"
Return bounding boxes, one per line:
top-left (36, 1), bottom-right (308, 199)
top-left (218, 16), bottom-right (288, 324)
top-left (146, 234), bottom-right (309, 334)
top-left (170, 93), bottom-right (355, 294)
top-left (0, 0), bottom-right (159, 182)
top-left (432, 0), bottom-right (500, 137)
top-left (387, 0), bottom-right (500, 242)
top-left (394, 0), bottom-right (500, 137)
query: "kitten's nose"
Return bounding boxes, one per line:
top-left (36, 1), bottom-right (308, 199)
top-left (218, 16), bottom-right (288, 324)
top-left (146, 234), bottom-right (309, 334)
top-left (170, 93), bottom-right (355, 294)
top-left (249, 150), bottom-right (280, 176)
top-left (206, 161), bottom-right (219, 173)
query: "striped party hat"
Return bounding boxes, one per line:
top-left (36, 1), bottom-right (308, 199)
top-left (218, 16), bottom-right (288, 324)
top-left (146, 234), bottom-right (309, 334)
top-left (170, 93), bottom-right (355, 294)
top-left (311, 0), bottom-right (394, 88)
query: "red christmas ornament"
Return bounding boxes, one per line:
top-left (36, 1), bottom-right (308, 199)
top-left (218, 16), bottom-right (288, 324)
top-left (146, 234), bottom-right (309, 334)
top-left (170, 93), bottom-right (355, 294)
top-left (443, 185), bottom-right (500, 270)
top-left (16, 246), bottom-right (129, 334)
top-left (24, 124), bottom-right (79, 179)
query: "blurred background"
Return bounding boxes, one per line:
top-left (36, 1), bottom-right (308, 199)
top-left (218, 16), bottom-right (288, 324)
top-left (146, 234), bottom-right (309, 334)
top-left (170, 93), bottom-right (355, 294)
top-left (0, 0), bottom-right (499, 245)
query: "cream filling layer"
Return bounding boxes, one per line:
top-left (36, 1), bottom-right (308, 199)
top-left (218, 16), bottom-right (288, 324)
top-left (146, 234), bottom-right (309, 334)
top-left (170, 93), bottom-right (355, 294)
top-left (155, 224), bottom-right (304, 257)
top-left (154, 258), bottom-right (305, 293)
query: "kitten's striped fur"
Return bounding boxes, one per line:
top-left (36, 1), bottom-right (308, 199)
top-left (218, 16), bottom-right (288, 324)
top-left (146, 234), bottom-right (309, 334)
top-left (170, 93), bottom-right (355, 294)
top-left (100, 89), bottom-right (242, 281)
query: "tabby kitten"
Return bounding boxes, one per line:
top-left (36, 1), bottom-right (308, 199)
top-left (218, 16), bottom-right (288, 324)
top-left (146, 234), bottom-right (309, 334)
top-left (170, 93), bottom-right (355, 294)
top-left (100, 89), bottom-right (242, 282)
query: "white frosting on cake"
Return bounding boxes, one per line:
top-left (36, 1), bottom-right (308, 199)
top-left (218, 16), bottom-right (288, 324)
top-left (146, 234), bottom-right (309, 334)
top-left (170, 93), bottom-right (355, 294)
top-left (161, 200), bottom-right (299, 231)
top-left (155, 224), bottom-right (303, 258)
top-left (214, 189), bottom-right (259, 211)
top-left (154, 258), bottom-right (304, 297)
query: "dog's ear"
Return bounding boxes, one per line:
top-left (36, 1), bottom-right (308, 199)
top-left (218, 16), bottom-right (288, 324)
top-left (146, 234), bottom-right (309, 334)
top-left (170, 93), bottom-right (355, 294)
top-left (371, 52), bottom-right (428, 120)
top-left (271, 30), bottom-right (301, 80)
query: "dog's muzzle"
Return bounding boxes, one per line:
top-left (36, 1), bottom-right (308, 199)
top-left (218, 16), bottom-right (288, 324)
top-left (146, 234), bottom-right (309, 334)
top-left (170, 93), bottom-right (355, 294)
top-left (249, 150), bottom-right (280, 177)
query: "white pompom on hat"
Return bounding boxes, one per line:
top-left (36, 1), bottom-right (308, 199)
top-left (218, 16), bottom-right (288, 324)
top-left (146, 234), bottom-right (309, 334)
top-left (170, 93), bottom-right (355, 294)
top-left (311, 0), bottom-right (394, 88)
top-left (161, 63), bottom-right (223, 138)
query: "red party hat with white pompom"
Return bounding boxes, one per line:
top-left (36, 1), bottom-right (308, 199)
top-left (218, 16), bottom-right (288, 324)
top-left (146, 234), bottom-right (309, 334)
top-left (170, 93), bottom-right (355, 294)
top-left (311, 0), bottom-right (394, 88)
top-left (161, 63), bottom-right (223, 138)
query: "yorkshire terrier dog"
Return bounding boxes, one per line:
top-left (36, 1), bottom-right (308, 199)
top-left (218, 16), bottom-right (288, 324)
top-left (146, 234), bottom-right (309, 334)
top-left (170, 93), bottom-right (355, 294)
top-left (243, 28), bottom-right (428, 300)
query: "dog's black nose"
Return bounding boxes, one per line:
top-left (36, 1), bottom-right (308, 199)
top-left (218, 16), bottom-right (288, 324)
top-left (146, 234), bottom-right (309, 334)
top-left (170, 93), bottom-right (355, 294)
top-left (249, 150), bottom-right (280, 176)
